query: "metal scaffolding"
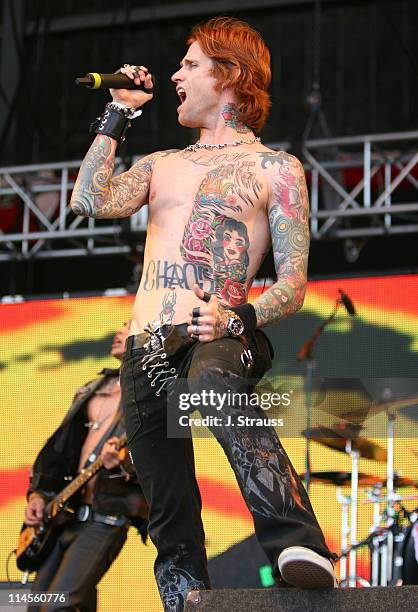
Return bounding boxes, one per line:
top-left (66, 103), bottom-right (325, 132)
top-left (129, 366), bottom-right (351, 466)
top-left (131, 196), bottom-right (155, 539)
top-left (303, 130), bottom-right (418, 240)
top-left (1, 130), bottom-right (417, 261)
top-left (0, 157), bottom-right (146, 261)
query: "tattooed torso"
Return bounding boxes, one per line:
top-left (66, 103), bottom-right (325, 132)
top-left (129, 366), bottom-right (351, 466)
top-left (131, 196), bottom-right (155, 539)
top-left (129, 145), bottom-right (305, 332)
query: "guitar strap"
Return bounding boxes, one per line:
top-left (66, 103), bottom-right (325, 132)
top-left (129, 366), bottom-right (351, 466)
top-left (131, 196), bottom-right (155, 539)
top-left (80, 406), bottom-right (123, 471)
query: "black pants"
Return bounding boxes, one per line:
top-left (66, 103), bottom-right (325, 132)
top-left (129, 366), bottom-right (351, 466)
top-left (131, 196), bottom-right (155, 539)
top-left (121, 332), bottom-right (334, 612)
top-left (28, 521), bottom-right (127, 612)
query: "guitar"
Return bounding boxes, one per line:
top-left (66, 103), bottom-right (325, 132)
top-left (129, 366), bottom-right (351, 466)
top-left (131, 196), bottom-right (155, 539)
top-left (16, 433), bottom-right (127, 572)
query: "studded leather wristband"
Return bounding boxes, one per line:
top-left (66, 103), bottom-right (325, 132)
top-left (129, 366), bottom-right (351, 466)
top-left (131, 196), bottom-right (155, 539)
top-left (89, 102), bottom-right (140, 143)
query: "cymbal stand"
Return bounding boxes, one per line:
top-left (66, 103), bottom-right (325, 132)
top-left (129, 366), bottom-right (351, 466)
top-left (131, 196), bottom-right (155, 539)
top-left (367, 483), bottom-right (384, 586)
top-left (346, 441), bottom-right (360, 587)
top-left (372, 405), bottom-right (398, 586)
top-left (336, 486), bottom-right (350, 583)
top-left (367, 406), bottom-right (400, 586)
top-left (384, 408), bottom-right (397, 584)
top-left (296, 298), bottom-right (342, 492)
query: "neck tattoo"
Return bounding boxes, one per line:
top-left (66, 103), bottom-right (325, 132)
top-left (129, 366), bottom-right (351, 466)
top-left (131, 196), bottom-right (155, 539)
top-left (222, 103), bottom-right (251, 133)
top-left (185, 136), bottom-right (261, 152)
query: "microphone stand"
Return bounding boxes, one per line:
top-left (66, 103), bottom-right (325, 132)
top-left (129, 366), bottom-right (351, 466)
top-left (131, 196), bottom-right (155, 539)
top-left (297, 298), bottom-right (342, 492)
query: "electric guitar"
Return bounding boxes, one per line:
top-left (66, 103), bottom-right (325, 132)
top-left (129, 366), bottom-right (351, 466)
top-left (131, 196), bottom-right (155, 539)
top-left (16, 433), bottom-right (127, 572)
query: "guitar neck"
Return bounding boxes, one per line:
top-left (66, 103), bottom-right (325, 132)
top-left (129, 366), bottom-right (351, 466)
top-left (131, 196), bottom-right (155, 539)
top-left (54, 433), bottom-right (127, 507)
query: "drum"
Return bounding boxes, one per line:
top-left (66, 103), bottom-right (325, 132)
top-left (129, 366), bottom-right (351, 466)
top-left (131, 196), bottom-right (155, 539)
top-left (402, 522), bottom-right (418, 585)
top-left (391, 521), bottom-right (418, 585)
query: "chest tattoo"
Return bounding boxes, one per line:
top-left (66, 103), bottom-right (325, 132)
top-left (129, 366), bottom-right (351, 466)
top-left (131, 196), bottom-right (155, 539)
top-left (180, 161), bottom-right (262, 305)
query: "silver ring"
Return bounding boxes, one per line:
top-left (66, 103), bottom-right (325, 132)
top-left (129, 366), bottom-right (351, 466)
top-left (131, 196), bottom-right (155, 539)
top-left (194, 324), bottom-right (199, 335)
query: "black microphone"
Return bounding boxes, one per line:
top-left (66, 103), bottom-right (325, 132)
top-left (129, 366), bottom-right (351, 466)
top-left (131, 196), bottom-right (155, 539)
top-left (75, 72), bottom-right (154, 92)
top-left (338, 289), bottom-right (356, 316)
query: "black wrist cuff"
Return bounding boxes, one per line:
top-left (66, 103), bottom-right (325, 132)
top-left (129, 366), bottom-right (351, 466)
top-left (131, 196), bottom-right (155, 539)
top-left (230, 303), bottom-right (257, 335)
top-left (90, 103), bottom-right (131, 143)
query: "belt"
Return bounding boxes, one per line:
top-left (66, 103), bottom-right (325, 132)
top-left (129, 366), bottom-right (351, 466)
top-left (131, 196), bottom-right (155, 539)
top-left (124, 322), bottom-right (194, 397)
top-left (75, 504), bottom-right (129, 527)
top-left (126, 322), bottom-right (189, 352)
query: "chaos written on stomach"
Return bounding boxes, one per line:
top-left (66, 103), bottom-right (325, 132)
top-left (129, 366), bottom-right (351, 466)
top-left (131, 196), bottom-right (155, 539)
top-left (139, 257), bottom-right (251, 305)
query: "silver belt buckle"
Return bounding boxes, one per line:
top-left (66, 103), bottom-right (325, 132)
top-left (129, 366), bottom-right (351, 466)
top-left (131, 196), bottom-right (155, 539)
top-left (143, 319), bottom-right (168, 352)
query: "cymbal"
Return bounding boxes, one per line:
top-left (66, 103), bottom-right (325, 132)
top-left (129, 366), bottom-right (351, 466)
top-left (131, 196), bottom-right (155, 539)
top-left (387, 475), bottom-right (418, 488)
top-left (370, 396), bottom-right (418, 415)
top-left (318, 388), bottom-right (418, 424)
top-left (303, 425), bottom-right (387, 461)
top-left (299, 470), bottom-right (417, 488)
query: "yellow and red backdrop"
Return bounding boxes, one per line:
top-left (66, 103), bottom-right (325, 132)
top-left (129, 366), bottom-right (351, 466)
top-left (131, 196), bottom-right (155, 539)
top-left (1, 273), bottom-right (417, 610)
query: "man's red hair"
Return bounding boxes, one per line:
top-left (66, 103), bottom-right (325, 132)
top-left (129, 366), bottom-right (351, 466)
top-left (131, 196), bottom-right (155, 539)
top-left (188, 16), bottom-right (271, 133)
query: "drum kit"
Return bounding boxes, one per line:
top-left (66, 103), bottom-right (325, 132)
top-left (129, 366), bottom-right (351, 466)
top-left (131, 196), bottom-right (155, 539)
top-left (301, 397), bottom-right (418, 588)
top-left (295, 288), bottom-right (418, 588)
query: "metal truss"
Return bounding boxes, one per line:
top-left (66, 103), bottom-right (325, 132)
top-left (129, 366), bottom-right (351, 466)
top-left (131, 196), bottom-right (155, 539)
top-left (303, 130), bottom-right (418, 240)
top-left (0, 157), bottom-right (146, 261)
top-left (1, 131), bottom-right (418, 261)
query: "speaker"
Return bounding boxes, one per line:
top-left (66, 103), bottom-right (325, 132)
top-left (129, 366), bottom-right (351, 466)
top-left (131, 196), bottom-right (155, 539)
top-left (208, 535), bottom-right (274, 589)
top-left (185, 585), bottom-right (418, 612)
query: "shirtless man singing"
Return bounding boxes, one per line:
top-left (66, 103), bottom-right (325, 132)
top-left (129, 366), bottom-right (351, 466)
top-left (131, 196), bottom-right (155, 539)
top-left (71, 16), bottom-right (337, 612)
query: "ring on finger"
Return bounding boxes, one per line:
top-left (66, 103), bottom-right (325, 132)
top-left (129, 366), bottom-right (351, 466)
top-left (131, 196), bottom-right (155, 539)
top-left (192, 307), bottom-right (200, 318)
top-left (194, 324), bottom-right (199, 335)
top-left (191, 316), bottom-right (199, 326)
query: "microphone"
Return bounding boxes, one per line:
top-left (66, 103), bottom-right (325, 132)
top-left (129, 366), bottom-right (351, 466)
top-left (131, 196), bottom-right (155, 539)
top-left (75, 72), bottom-right (154, 92)
top-left (338, 289), bottom-right (356, 316)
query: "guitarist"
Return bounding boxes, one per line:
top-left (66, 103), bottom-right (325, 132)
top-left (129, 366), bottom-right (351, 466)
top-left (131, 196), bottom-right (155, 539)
top-left (23, 321), bottom-right (148, 612)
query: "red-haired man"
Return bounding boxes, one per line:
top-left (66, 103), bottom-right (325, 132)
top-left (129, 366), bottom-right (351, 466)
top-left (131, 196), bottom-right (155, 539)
top-left (71, 16), bottom-right (337, 611)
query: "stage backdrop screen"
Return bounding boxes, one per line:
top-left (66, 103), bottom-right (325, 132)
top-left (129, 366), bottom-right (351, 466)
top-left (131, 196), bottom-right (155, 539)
top-left (1, 273), bottom-right (417, 609)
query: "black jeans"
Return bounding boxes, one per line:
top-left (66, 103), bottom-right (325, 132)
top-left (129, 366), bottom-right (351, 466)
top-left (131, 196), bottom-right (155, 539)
top-left (28, 521), bottom-right (127, 612)
top-left (121, 331), bottom-right (334, 612)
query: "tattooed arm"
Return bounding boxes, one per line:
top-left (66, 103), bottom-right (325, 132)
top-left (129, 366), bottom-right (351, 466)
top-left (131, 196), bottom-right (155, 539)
top-left (253, 154), bottom-right (310, 327)
top-left (70, 135), bottom-right (162, 219)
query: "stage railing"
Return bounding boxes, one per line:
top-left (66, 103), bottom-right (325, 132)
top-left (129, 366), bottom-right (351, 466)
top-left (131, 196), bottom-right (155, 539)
top-left (1, 131), bottom-right (417, 260)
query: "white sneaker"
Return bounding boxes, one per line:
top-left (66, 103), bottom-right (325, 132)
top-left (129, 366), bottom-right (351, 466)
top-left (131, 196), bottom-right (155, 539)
top-left (277, 546), bottom-right (337, 588)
